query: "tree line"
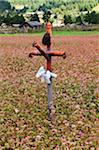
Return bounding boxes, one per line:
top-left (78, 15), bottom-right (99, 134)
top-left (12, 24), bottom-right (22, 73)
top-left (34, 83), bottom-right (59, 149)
top-left (0, 0), bottom-right (99, 26)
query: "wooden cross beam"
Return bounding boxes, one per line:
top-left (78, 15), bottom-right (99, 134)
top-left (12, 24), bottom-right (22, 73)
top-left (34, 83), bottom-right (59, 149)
top-left (29, 42), bottom-right (66, 58)
top-left (29, 41), bottom-right (66, 71)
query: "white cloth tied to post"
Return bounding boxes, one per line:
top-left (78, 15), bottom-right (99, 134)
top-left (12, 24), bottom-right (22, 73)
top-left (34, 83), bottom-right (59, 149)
top-left (36, 66), bottom-right (57, 84)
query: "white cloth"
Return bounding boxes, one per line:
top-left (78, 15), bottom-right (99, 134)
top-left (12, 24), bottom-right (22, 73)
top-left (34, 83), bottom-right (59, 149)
top-left (36, 66), bottom-right (57, 84)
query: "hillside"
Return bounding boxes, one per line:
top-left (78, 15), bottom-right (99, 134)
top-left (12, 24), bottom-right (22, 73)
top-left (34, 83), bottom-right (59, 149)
top-left (92, 3), bottom-right (99, 12)
top-left (9, 0), bottom-right (99, 13)
top-left (0, 0), bottom-right (99, 27)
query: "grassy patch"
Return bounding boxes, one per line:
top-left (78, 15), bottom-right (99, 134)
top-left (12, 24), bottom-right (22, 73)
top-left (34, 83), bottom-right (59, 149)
top-left (92, 4), bottom-right (99, 12)
top-left (53, 30), bottom-right (99, 36)
top-left (0, 30), bottom-right (99, 37)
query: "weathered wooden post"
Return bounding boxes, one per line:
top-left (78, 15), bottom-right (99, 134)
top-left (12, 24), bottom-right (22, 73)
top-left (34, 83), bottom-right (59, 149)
top-left (29, 22), bottom-right (66, 121)
top-left (46, 22), bottom-right (54, 121)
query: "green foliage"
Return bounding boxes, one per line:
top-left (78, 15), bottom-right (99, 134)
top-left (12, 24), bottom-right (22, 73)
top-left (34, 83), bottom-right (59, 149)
top-left (11, 14), bottom-right (25, 24)
top-left (0, 0), bottom-right (99, 25)
top-left (17, 6), bottom-right (28, 14)
top-left (84, 11), bottom-right (99, 24)
top-left (2, 11), bottom-right (25, 25)
top-left (42, 10), bottom-right (52, 22)
top-left (0, 15), bottom-right (4, 25)
top-left (4, 13), bottom-right (12, 25)
top-left (76, 15), bottom-right (84, 25)
top-left (64, 15), bottom-right (72, 24)
top-left (0, 1), bottom-right (11, 12)
top-left (30, 13), bottom-right (40, 22)
top-left (9, 0), bottom-right (98, 13)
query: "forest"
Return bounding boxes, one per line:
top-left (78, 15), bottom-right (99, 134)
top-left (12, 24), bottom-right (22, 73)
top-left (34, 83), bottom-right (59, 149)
top-left (0, 0), bottom-right (99, 26)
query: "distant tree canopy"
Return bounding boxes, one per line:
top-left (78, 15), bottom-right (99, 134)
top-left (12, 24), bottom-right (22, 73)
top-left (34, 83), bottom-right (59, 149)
top-left (30, 13), bottom-right (40, 22)
top-left (42, 10), bottom-right (52, 22)
top-left (10, 0), bottom-right (98, 12)
top-left (0, 0), bottom-right (99, 26)
top-left (0, 11), bottom-right (25, 25)
top-left (0, 1), bottom-right (11, 12)
top-left (84, 11), bottom-right (99, 24)
top-left (0, 15), bottom-right (4, 25)
top-left (64, 15), bottom-right (72, 25)
top-left (16, 6), bottom-right (28, 14)
top-left (11, 14), bottom-right (25, 25)
top-left (78, 1), bottom-right (98, 11)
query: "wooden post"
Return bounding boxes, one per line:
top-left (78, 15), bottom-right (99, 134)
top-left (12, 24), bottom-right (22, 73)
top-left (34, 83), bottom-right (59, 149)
top-left (46, 55), bottom-right (53, 121)
top-left (47, 78), bottom-right (53, 121)
top-left (46, 22), bottom-right (55, 121)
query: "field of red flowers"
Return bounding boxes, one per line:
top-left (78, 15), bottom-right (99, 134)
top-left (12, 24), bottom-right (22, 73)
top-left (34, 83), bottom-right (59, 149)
top-left (0, 35), bottom-right (99, 149)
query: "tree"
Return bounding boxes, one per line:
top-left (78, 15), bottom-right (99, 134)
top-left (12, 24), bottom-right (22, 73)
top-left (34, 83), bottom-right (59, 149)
top-left (0, 15), bottom-right (4, 25)
top-left (76, 16), bottom-right (83, 25)
top-left (0, 1), bottom-right (11, 12)
top-left (3, 12), bottom-right (12, 25)
top-left (42, 10), bottom-right (52, 22)
top-left (11, 14), bottom-right (25, 25)
top-left (30, 13), bottom-right (40, 22)
top-left (84, 11), bottom-right (99, 24)
top-left (17, 6), bottom-right (28, 14)
top-left (64, 15), bottom-right (72, 25)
